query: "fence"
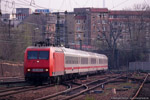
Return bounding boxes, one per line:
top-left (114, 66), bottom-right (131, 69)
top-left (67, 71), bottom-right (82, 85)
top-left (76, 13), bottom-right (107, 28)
top-left (0, 63), bottom-right (24, 77)
top-left (129, 62), bottom-right (150, 71)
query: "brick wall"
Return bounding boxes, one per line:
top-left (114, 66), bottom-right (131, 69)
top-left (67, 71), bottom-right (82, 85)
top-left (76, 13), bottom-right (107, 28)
top-left (0, 63), bottom-right (24, 77)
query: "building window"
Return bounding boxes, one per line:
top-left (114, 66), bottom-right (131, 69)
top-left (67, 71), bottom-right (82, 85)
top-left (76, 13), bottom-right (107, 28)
top-left (109, 15), bottom-right (113, 18)
top-left (102, 20), bottom-right (106, 24)
top-left (84, 20), bottom-right (86, 23)
top-left (103, 26), bottom-right (106, 31)
top-left (77, 34), bottom-right (81, 38)
top-left (76, 20), bottom-right (80, 24)
top-left (76, 27), bottom-right (81, 31)
top-left (103, 13), bottom-right (107, 18)
top-left (98, 14), bottom-right (102, 18)
top-left (82, 25), bottom-right (84, 30)
top-left (97, 20), bottom-right (101, 24)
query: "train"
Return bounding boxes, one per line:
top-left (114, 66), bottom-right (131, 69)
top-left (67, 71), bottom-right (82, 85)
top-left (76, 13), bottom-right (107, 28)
top-left (24, 46), bottom-right (108, 83)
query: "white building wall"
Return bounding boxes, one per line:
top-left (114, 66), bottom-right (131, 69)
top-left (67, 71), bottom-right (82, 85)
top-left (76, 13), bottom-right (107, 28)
top-left (129, 62), bottom-right (150, 71)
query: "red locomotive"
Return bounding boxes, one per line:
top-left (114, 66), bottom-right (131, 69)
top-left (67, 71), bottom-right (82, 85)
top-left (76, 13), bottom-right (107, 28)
top-left (24, 46), bottom-right (108, 83)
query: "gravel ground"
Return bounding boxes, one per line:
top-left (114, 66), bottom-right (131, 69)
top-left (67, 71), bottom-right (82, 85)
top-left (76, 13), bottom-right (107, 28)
top-left (73, 73), bottom-right (147, 100)
top-left (0, 73), bottom-right (147, 100)
top-left (0, 74), bottom-right (114, 100)
top-left (137, 75), bottom-right (150, 100)
top-left (74, 81), bottom-right (138, 100)
top-left (0, 85), bottom-right (66, 100)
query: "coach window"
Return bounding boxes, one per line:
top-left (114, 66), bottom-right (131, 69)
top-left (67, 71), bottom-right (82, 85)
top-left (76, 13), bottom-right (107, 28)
top-left (104, 59), bottom-right (107, 64)
top-left (91, 58), bottom-right (96, 64)
top-left (28, 51), bottom-right (38, 59)
top-left (103, 59), bottom-right (105, 64)
top-left (66, 56), bottom-right (72, 64)
top-left (76, 57), bottom-right (79, 64)
top-left (99, 59), bottom-right (102, 64)
top-left (65, 56), bottom-right (69, 64)
top-left (81, 58), bottom-right (88, 64)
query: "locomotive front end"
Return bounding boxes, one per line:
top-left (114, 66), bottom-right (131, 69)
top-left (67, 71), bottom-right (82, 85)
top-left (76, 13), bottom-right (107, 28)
top-left (24, 47), bottom-right (50, 82)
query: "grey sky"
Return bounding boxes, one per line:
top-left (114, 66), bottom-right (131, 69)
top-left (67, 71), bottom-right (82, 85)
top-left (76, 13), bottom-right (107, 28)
top-left (1, 0), bottom-right (149, 13)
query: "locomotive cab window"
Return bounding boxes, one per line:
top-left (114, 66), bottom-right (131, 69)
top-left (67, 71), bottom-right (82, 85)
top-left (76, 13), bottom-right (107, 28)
top-left (27, 51), bottom-right (49, 60)
top-left (28, 51), bottom-right (38, 59)
top-left (39, 51), bottom-right (49, 59)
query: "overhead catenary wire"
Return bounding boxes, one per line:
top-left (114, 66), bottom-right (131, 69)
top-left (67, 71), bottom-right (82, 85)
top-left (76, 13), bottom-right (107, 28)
top-left (111, 0), bottom-right (129, 10)
top-left (72, 0), bottom-right (81, 8)
top-left (0, 0), bottom-right (1, 14)
top-left (143, 0), bottom-right (150, 7)
top-left (59, 0), bottom-right (66, 11)
top-left (1, 0), bottom-right (66, 13)
top-left (111, 0), bottom-right (114, 9)
top-left (1, 0), bottom-right (46, 9)
top-left (69, 0), bottom-right (73, 11)
top-left (0, 1), bottom-right (148, 42)
top-left (82, 0), bottom-right (90, 7)
top-left (30, 0), bottom-right (35, 6)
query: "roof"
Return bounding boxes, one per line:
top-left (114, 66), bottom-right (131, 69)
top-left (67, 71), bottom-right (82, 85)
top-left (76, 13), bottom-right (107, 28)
top-left (91, 8), bottom-right (108, 13)
top-left (109, 10), bottom-right (149, 15)
top-left (75, 16), bottom-right (86, 19)
top-left (26, 46), bottom-right (107, 59)
top-left (61, 47), bottom-right (107, 59)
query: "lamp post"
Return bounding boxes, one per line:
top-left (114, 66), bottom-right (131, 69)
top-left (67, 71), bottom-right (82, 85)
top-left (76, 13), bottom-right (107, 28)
top-left (78, 34), bottom-right (82, 50)
top-left (33, 28), bottom-right (39, 45)
top-left (79, 39), bottom-right (82, 50)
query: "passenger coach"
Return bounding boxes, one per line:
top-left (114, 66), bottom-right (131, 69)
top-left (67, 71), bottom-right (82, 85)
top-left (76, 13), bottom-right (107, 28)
top-left (24, 46), bottom-right (108, 83)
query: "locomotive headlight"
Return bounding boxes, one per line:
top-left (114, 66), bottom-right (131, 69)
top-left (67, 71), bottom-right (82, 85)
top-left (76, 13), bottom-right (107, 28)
top-left (27, 69), bottom-right (31, 72)
top-left (45, 69), bottom-right (49, 72)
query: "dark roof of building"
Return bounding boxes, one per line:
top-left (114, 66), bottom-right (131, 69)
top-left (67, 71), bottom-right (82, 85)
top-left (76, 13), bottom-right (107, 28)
top-left (91, 8), bottom-right (108, 13)
top-left (109, 10), bottom-right (150, 15)
top-left (75, 15), bottom-right (86, 19)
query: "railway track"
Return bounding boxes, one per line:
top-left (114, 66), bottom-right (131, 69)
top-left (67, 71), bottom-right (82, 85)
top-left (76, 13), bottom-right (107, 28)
top-left (34, 74), bottom-right (126, 100)
top-left (0, 80), bottom-right (26, 85)
top-left (0, 84), bottom-right (54, 98)
top-left (131, 73), bottom-right (150, 100)
top-left (0, 73), bottom-right (123, 100)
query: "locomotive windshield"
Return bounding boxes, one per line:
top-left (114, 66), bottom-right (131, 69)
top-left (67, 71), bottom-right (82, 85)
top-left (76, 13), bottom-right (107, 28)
top-left (28, 51), bottom-right (38, 59)
top-left (27, 51), bottom-right (49, 60)
top-left (39, 51), bottom-right (49, 59)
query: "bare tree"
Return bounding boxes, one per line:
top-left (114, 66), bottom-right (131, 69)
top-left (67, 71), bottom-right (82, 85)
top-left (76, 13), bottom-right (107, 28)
top-left (126, 4), bottom-right (150, 61)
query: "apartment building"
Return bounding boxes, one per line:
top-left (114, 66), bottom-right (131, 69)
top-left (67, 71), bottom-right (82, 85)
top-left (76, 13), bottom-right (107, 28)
top-left (16, 8), bottom-right (32, 21)
top-left (45, 13), bottom-right (57, 45)
top-left (109, 10), bottom-right (150, 50)
top-left (73, 8), bottom-right (109, 47)
top-left (70, 8), bottom-right (149, 50)
top-left (17, 7), bottom-right (149, 50)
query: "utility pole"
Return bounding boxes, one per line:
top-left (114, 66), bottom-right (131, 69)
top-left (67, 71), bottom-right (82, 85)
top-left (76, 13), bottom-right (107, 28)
top-left (0, 0), bottom-right (2, 16)
top-left (65, 11), bottom-right (69, 48)
top-left (32, 28), bottom-right (39, 46)
top-left (103, 0), bottom-right (105, 8)
top-left (8, 20), bottom-right (11, 38)
top-left (80, 39), bottom-right (82, 50)
top-left (56, 12), bottom-right (60, 46)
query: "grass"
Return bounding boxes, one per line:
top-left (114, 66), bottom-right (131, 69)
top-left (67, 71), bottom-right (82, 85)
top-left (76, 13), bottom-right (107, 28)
top-left (85, 95), bottom-right (95, 100)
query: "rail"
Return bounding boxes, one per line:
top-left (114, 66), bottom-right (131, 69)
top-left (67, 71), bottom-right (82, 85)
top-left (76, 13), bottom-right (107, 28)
top-left (35, 74), bottom-right (125, 100)
top-left (131, 73), bottom-right (149, 100)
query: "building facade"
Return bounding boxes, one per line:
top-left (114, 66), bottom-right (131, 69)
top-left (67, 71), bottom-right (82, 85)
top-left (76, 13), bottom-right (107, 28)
top-left (109, 10), bottom-right (150, 50)
top-left (45, 13), bottom-right (57, 45)
top-left (73, 8), bottom-right (109, 49)
top-left (16, 8), bottom-right (32, 21)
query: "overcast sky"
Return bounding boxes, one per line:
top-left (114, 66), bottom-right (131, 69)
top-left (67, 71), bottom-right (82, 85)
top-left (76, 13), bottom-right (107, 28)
top-left (1, 0), bottom-right (149, 13)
